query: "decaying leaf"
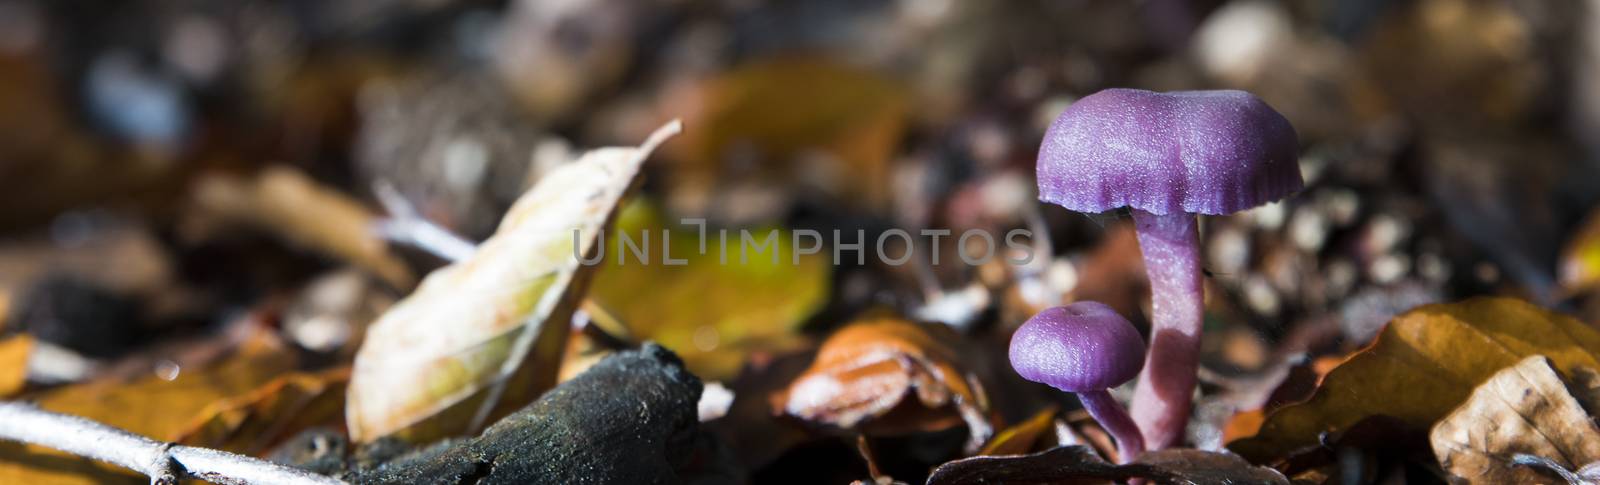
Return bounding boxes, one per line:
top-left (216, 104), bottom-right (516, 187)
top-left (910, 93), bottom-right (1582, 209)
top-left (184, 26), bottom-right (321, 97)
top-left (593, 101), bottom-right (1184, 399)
top-left (0, 335), bottom-right (30, 397)
top-left (926, 445), bottom-right (1289, 485)
top-left (174, 367), bottom-right (351, 455)
top-left (0, 327), bottom-right (296, 484)
top-left (775, 315), bottom-right (992, 451)
top-left (191, 165), bottom-right (415, 289)
top-left (1431, 356), bottom-right (1600, 484)
top-left (1231, 297), bottom-right (1600, 462)
top-left (1561, 207), bottom-right (1600, 294)
top-left (345, 121), bottom-right (681, 443)
top-left (590, 200), bottom-right (830, 380)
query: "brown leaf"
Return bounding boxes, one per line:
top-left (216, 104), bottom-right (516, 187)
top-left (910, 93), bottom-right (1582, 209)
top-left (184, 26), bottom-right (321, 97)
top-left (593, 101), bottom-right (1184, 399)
top-left (191, 166), bottom-right (415, 289)
top-left (0, 224), bottom-right (172, 299)
top-left (664, 58), bottom-right (909, 217)
top-left (1067, 223), bottom-right (1147, 319)
top-left (173, 366), bottom-right (351, 455)
top-left (0, 336), bottom-right (29, 398)
top-left (1231, 297), bottom-right (1600, 463)
top-left (1431, 356), bottom-right (1600, 484)
top-left (775, 315), bottom-right (992, 450)
top-left (926, 445), bottom-right (1288, 485)
top-left (1360, 0), bottom-right (1541, 126)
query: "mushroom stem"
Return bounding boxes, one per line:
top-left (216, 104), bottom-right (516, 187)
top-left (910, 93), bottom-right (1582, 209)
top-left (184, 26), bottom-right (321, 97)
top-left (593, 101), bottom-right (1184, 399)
top-left (1127, 208), bottom-right (1203, 450)
top-left (1077, 389), bottom-right (1144, 463)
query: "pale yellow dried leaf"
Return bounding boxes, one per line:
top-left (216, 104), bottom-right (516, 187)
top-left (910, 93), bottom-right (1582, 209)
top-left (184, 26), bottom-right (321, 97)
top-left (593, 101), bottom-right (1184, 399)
top-left (345, 121), bottom-right (680, 443)
top-left (1431, 356), bottom-right (1600, 484)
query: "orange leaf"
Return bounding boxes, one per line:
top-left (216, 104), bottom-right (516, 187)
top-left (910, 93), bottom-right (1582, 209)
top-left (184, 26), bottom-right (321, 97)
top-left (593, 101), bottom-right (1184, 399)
top-left (775, 315), bottom-right (992, 450)
top-left (174, 367), bottom-right (351, 455)
top-left (0, 336), bottom-right (29, 398)
top-left (0, 328), bottom-right (296, 484)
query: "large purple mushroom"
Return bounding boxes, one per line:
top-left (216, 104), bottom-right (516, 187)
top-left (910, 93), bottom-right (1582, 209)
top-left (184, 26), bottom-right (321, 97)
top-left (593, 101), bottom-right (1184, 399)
top-left (1010, 301), bottom-right (1146, 462)
top-left (1035, 88), bottom-right (1301, 449)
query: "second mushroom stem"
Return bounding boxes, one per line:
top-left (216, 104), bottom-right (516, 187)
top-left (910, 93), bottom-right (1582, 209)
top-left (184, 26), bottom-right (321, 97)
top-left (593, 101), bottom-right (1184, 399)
top-left (1128, 208), bottom-right (1204, 450)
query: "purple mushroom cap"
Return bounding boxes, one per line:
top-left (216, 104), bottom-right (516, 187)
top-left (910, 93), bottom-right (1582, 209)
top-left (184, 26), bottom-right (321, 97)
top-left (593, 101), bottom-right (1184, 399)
top-left (1010, 301), bottom-right (1146, 392)
top-left (1036, 88), bottom-right (1302, 216)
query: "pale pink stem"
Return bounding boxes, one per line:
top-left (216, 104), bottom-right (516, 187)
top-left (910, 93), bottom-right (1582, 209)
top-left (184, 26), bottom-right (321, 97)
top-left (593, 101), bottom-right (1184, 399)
top-left (1077, 389), bottom-right (1144, 463)
top-left (1128, 209), bottom-right (1203, 450)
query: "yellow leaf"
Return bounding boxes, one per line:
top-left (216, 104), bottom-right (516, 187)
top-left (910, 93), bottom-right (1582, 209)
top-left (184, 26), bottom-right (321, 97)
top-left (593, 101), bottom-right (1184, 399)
top-left (345, 121), bottom-right (681, 443)
top-left (1561, 207), bottom-right (1600, 294)
top-left (0, 336), bottom-right (29, 398)
top-left (980, 407), bottom-right (1058, 457)
top-left (0, 329), bottom-right (296, 484)
top-left (1430, 356), bottom-right (1600, 483)
top-left (588, 200), bottom-right (829, 380)
top-left (1230, 297), bottom-right (1600, 461)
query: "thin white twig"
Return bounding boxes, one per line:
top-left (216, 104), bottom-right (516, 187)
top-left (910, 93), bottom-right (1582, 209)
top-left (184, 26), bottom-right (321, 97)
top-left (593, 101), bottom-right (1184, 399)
top-left (0, 402), bottom-right (344, 485)
top-left (371, 180), bottom-right (478, 262)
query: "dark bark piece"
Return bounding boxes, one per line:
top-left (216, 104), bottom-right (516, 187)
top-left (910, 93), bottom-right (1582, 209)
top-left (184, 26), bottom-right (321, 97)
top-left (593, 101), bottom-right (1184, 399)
top-left (357, 343), bottom-right (719, 485)
top-left (925, 445), bottom-right (1288, 485)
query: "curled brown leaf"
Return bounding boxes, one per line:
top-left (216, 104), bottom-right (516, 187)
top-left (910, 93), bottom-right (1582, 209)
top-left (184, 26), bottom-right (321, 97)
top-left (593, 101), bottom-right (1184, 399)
top-left (775, 315), bottom-right (992, 451)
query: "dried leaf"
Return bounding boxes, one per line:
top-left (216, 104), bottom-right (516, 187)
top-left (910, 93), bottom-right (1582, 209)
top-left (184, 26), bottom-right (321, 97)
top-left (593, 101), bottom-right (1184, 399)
top-left (1431, 356), bottom-right (1600, 484)
top-left (0, 328), bottom-right (296, 484)
top-left (1561, 207), bottom-right (1600, 294)
top-left (666, 58), bottom-right (908, 216)
top-left (345, 121), bottom-right (681, 443)
top-left (192, 166), bottom-right (415, 289)
top-left (0, 335), bottom-right (30, 397)
top-left (1231, 297), bottom-right (1600, 462)
top-left (174, 367), bottom-right (351, 455)
top-left (775, 315), bottom-right (992, 450)
top-left (589, 200), bottom-right (830, 380)
top-left (926, 445), bottom-right (1288, 485)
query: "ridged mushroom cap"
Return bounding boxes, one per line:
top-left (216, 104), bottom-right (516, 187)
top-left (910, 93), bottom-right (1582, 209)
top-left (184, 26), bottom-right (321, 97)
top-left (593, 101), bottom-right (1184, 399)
top-left (1036, 88), bottom-right (1302, 215)
top-left (1009, 301), bottom-right (1145, 392)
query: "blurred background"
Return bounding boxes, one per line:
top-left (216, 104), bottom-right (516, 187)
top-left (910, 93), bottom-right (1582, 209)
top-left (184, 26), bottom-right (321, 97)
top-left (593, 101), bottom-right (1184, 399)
top-left (3, 0), bottom-right (1600, 480)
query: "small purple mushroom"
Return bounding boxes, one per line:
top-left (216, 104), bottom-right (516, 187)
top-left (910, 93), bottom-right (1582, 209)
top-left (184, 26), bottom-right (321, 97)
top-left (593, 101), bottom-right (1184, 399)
top-left (1036, 88), bottom-right (1301, 449)
top-left (1010, 302), bottom-right (1146, 462)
